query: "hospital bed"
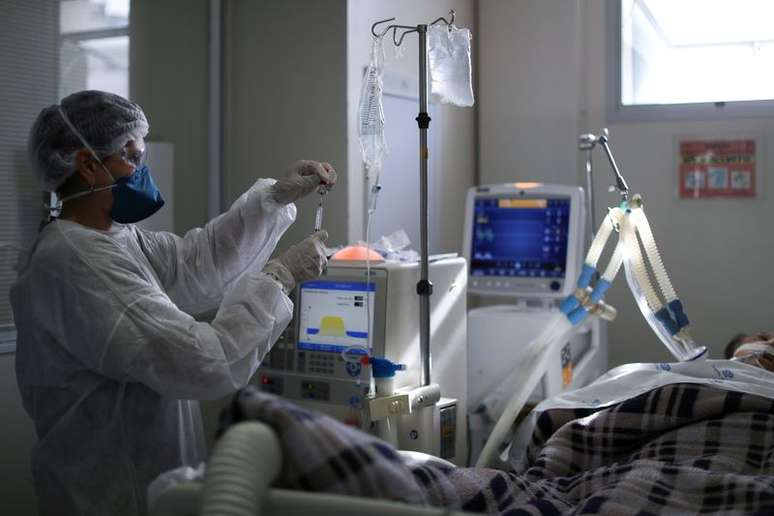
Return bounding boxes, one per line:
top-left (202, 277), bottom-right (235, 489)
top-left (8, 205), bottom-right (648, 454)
top-left (150, 421), bottom-right (471, 516)
top-left (150, 358), bottom-right (774, 516)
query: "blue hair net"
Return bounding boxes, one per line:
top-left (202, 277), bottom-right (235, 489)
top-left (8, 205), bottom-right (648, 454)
top-left (28, 90), bottom-right (149, 192)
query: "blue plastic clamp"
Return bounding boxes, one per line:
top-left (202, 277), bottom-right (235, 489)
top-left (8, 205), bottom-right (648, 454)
top-left (370, 357), bottom-right (406, 379)
top-left (577, 264), bottom-right (596, 290)
top-left (654, 307), bottom-right (679, 336)
top-left (589, 279), bottom-right (612, 304)
top-left (560, 295), bottom-right (580, 315)
top-left (668, 299), bottom-right (690, 329)
top-left (567, 306), bottom-right (588, 326)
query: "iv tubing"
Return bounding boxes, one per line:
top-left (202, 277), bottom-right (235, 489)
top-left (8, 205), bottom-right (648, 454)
top-left (338, 176), bottom-right (382, 366)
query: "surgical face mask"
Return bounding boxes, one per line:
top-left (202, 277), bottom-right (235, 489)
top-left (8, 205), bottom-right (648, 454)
top-left (57, 106), bottom-right (164, 224)
top-left (108, 164), bottom-right (165, 223)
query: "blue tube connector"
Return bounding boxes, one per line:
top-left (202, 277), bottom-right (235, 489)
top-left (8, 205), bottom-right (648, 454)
top-left (560, 295), bottom-right (580, 315)
top-left (563, 266), bottom-right (611, 325)
top-left (369, 357), bottom-right (406, 378)
top-left (567, 306), bottom-right (588, 326)
top-left (654, 307), bottom-right (679, 336)
top-left (562, 264), bottom-right (597, 317)
top-left (589, 279), bottom-right (612, 304)
top-left (668, 299), bottom-right (690, 329)
top-left (577, 264), bottom-right (596, 290)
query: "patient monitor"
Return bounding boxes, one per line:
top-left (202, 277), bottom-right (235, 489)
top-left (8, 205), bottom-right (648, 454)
top-left (465, 184), bottom-right (584, 299)
top-left (257, 257), bottom-right (468, 465)
top-left (463, 183), bottom-right (607, 461)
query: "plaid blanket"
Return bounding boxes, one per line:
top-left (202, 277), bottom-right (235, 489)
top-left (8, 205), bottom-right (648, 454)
top-left (218, 384), bottom-right (774, 515)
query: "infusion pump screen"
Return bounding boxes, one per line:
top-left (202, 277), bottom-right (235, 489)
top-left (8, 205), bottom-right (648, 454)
top-left (471, 197), bottom-right (570, 278)
top-left (297, 281), bottom-right (375, 354)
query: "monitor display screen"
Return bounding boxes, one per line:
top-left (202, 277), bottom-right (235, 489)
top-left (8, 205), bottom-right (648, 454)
top-left (470, 197), bottom-right (570, 279)
top-left (297, 281), bottom-right (375, 354)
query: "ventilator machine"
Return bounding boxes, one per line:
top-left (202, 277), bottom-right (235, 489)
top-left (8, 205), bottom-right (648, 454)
top-left (463, 183), bottom-right (608, 464)
top-left (472, 129), bottom-right (707, 468)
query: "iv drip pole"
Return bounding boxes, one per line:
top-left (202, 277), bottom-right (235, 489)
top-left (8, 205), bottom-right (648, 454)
top-left (371, 11), bottom-right (456, 388)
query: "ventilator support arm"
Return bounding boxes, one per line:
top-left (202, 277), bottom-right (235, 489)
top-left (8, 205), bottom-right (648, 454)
top-left (559, 195), bottom-right (704, 361)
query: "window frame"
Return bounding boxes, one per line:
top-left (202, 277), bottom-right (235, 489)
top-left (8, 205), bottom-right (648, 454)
top-left (59, 19), bottom-right (130, 98)
top-left (606, 0), bottom-right (774, 122)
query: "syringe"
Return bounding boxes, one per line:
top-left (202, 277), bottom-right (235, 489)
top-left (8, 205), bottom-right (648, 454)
top-left (314, 189), bottom-right (326, 232)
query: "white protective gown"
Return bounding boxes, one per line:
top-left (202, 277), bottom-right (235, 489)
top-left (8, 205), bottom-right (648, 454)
top-left (11, 178), bottom-right (296, 516)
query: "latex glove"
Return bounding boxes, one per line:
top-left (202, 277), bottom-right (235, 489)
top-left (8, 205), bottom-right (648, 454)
top-left (262, 231), bottom-right (329, 293)
top-left (270, 160), bottom-right (337, 205)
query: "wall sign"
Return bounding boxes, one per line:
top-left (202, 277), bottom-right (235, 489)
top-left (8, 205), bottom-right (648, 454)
top-left (677, 137), bottom-right (760, 199)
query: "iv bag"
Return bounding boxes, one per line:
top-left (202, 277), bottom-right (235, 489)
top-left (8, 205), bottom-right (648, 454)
top-left (358, 35), bottom-right (387, 174)
top-left (428, 25), bottom-right (474, 107)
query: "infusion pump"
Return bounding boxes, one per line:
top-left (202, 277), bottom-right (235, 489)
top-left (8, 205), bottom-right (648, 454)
top-left (256, 257), bottom-right (469, 465)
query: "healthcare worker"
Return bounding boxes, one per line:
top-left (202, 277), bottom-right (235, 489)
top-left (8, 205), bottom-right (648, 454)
top-left (11, 90), bottom-right (335, 515)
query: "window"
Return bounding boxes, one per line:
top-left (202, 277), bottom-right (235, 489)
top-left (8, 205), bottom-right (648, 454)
top-left (0, 1), bottom-right (129, 351)
top-left (59, 0), bottom-right (130, 99)
top-left (609, 0), bottom-right (774, 120)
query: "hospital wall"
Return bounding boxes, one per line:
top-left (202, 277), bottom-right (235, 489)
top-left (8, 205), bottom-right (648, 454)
top-left (130, 0), bottom-right (477, 252)
top-left (478, 0), bottom-right (774, 366)
top-left (130, 0), bottom-right (351, 249)
top-left (346, 0), bottom-right (477, 252)
top-left (222, 0), bottom-right (350, 251)
top-left (130, 0), bottom-right (211, 233)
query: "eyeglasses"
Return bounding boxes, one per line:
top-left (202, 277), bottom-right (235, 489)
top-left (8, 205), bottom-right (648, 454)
top-left (110, 147), bottom-right (147, 168)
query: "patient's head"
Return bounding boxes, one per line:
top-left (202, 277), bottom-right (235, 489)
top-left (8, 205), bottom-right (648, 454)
top-left (726, 332), bottom-right (774, 371)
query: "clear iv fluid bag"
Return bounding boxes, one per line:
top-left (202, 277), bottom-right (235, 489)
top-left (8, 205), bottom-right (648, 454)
top-left (358, 36), bottom-right (387, 172)
top-left (428, 25), bottom-right (475, 108)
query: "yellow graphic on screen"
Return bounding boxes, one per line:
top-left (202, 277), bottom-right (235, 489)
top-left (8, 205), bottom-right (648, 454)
top-left (319, 316), bottom-right (347, 337)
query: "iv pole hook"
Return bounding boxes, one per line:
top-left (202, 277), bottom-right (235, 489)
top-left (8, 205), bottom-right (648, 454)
top-left (430, 10), bottom-right (455, 28)
top-left (371, 17), bottom-right (396, 38)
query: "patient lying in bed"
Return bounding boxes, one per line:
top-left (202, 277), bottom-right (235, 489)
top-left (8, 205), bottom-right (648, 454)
top-left (725, 331), bottom-right (774, 370)
top-left (218, 355), bottom-right (774, 515)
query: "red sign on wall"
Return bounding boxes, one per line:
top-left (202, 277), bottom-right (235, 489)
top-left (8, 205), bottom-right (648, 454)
top-left (678, 139), bottom-right (757, 199)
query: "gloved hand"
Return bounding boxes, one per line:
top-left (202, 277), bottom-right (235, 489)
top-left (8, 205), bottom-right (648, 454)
top-left (262, 230), bottom-right (329, 293)
top-left (270, 160), bottom-right (337, 205)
